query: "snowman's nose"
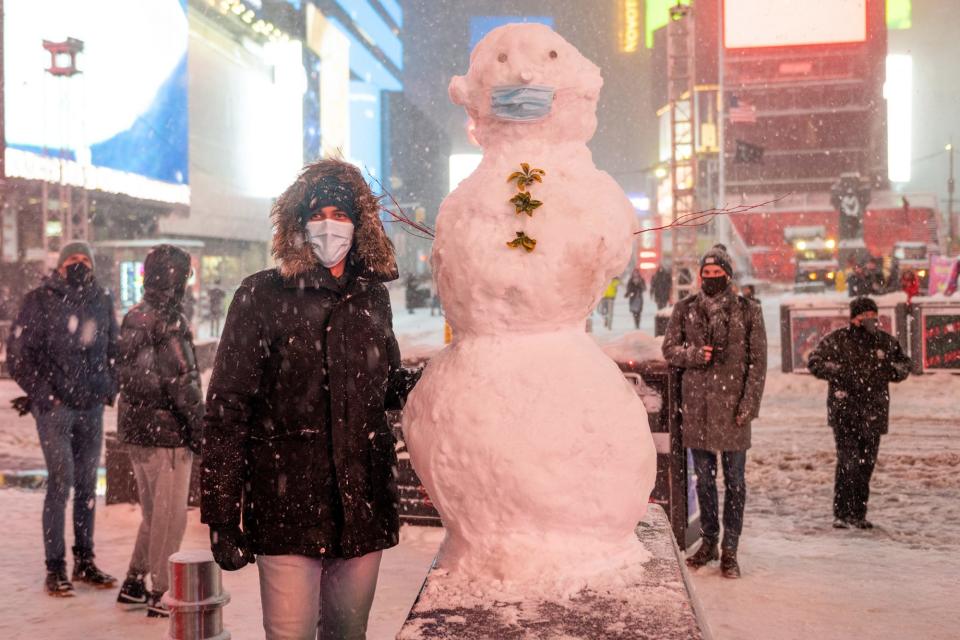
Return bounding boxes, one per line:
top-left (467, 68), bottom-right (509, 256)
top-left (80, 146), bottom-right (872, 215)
top-left (519, 70), bottom-right (534, 84)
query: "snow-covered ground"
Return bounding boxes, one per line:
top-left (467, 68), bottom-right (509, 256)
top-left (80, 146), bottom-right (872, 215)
top-left (1, 285), bottom-right (958, 638)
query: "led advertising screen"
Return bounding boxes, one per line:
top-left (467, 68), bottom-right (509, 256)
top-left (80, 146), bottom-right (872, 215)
top-left (724, 0), bottom-right (867, 49)
top-left (3, 0), bottom-right (189, 203)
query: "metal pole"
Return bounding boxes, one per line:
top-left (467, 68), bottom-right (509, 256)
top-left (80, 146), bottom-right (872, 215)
top-left (716, 0), bottom-right (728, 248)
top-left (948, 142), bottom-right (956, 249)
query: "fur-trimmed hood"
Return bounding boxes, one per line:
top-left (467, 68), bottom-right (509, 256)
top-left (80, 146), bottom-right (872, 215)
top-left (272, 159), bottom-right (397, 281)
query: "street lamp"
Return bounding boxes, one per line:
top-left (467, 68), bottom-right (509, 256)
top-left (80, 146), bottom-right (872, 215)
top-left (41, 37), bottom-right (86, 260)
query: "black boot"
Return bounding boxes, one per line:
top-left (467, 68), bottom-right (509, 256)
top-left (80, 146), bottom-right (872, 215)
top-left (117, 572), bottom-right (148, 609)
top-left (72, 553), bottom-right (117, 589)
top-left (685, 541), bottom-right (719, 568)
top-left (45, 567), bottom-right (75, 597)
top-left (146, 590), bottom-right (171, 618)
top-left (721, 551), bottom-right (741, 579)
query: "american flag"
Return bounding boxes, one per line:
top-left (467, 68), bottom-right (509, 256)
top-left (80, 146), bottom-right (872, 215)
top-left (728, 95), bottom-right (757, 124)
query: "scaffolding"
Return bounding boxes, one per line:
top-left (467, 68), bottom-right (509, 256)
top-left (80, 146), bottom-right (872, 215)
top-left (667, 3), bottom-right (698, 303)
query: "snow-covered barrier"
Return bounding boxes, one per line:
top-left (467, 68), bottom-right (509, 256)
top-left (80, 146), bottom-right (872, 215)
top-left (904, 297), bottom-right (960, 373)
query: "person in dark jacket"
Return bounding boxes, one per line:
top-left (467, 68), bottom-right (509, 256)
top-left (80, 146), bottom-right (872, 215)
top-left (206, 280), bottom-right (226, 337)
top-left (115, 245), bottom-right (203, 617)
top-left (201, 159), bottom-right (420, 640)
top-left (624, 268), bottom-right (647, 329)
top-left (6, 241), bottom-right (119, 596)
top-left (651, 264), bottom-right (671, 310)
top-left (662, 245), bottom-right (767, 579)
top-left (807, 297), bottom-right (911, 529)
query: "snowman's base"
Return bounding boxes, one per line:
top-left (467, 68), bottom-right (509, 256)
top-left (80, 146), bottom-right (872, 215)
top-left (397, 504), bottom-right (709, 639)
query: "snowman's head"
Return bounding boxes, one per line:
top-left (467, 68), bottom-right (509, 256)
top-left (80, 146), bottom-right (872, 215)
top-left (449, 23), bottom-right (603, 147)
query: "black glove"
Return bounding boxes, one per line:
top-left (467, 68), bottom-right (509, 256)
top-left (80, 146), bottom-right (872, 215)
top-left (210, 525), bottom-right (255, 571)
top-left (11, 396), bottom-right (32, 417)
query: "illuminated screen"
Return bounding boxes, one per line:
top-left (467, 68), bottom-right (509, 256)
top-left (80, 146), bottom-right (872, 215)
top-left (724, 0), bottom-right (866, 49)
top-left (3, 0), bottom-right (189, 193)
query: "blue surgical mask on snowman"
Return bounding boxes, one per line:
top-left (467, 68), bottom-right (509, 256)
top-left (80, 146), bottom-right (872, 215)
top-left (490, 85), bottom-right (555, 122)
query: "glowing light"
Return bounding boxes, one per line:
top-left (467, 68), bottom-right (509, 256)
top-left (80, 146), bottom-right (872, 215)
top-left (885, 54), bottom-right (913, 183)
top-left (619, 0), bottom-right (642, 53)
top-left (796, 240), bottom-right (807, 250)
top-left (825, 238), bottom-right (837, 249)
top-left (724, 0), bottom-right (866, 49)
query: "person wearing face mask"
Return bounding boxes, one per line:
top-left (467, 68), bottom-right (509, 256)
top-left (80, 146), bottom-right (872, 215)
top-left (6, 241), bottom-right (119, 596)
top-left (662, 244), bottom-right (767, 579)
top-left (201, 159), bottom-right (421, 640)
top-left (807, 297), bottom-right (911, 530)
top-left (115, 245), bottom-right (203, 617)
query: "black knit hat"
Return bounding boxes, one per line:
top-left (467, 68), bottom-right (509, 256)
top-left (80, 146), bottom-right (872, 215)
top-left (700, 244), bottom-right (734, 276)
top-left (298, 176), bottom-right (359, 225)
top-left (850, 296), bottom-right (878, 319)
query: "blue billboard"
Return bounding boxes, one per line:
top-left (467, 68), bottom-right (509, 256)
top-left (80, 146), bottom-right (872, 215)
top-left (470, 16), bottom-right (556, 48)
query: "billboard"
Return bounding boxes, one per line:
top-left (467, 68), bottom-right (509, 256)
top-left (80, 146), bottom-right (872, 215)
top-left (724, 0), bottom-right (867, 49)
top-left (469, 16), bottom-right (555, 49)
top-left (3, 0), bottom-right (189, 203)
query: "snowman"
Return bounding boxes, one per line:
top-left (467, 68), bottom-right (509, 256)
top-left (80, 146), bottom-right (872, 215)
top-left (402, 24), bottom-right (657, 591)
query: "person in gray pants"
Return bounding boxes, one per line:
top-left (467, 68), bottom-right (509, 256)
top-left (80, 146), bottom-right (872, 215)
top-left (116, 245), bottom-right (203, 616)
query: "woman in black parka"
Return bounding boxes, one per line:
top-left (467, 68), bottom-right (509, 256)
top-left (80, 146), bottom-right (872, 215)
top-left (201, 159), bottom-right (418, 640)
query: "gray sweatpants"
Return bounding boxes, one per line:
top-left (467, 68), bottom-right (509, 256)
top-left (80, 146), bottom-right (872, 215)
top-left (126, 445), bottom-right (193, 593)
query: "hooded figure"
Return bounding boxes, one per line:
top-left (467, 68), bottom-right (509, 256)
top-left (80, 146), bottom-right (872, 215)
top-left (116, 244), bottom-right (203, 616)
top-left (200, 158), bottom-right (419, 639)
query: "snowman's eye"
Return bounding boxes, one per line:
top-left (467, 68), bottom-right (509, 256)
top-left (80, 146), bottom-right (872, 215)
top-left (549, 50), bottom-right (558, 59)
top-left (497, 53), bottom-right (507, 63)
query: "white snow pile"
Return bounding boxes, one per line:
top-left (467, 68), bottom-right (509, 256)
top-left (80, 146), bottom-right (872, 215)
top-left (600, 330), bottom-right (665, 365)
top-left (402, 23), bottom-right (657, 599)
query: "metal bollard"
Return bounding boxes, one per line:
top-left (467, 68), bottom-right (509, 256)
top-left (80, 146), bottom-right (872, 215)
top-left (164, 549), bottom-right (231, 640)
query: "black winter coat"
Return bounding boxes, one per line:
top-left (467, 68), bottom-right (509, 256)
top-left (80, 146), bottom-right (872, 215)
top-left (200, 264), bottom-right (416, 558)
top-left (117, 295), bottom-right (203, 449)
top-left (807, 325), bottom-right (911, 434)
top-left (7, 273), bottom-right (118, 412)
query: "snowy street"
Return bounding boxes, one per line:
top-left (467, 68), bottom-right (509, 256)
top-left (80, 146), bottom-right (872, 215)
top-left (1, 290), bottom-right (958, 639)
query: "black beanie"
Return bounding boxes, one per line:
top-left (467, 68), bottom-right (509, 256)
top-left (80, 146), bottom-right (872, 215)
top-left (850, 296), bottom-right (878, 318)
top-left (299, 176), bottom-right (359, 225)
top-left (700, 244), bottom-right (734, 277)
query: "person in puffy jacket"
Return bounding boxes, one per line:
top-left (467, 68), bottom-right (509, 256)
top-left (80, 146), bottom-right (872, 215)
top-left (201, 159), bottom-right (420, 640)
top-left (807, 297), bottom-right (911, 530)
top-left (6, 241), bottom-right (119, 596)
top-left (115, 244), bottom-right (203, 616)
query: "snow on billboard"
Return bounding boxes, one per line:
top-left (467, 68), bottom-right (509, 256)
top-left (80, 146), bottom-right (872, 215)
top-left (724, 0), bottom-right (867, 50)
top-left (3, 0), bottom-right (189, 203)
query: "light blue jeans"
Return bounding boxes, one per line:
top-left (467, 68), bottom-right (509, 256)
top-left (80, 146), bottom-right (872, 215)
top-left (257, 551), bottom-right (383, 640)
top-left (33, 404), bottom-right (104, 571)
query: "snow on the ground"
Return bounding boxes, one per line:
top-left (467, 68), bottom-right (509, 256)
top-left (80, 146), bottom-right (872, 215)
top-left (0, 490), bottom-right (443, 640)
top-left (1, 285), bottom-right (958, 638)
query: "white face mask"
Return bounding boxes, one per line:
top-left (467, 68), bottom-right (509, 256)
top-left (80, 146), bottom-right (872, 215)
top-left (306, 219), bottom-right (354, 268)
